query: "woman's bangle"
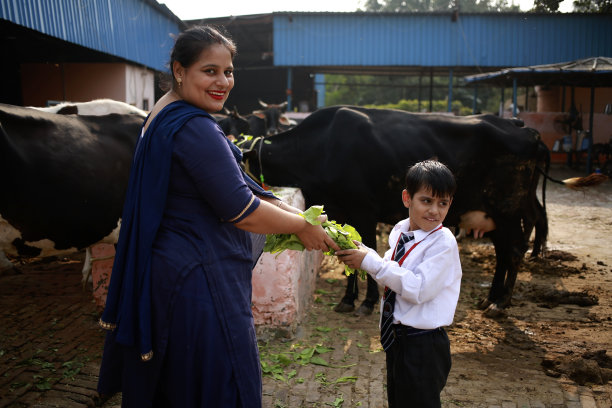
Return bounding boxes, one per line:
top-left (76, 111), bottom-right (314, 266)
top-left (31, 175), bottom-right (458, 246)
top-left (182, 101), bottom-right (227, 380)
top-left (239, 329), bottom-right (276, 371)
top-left (276, 200), bottom-right (284, 209)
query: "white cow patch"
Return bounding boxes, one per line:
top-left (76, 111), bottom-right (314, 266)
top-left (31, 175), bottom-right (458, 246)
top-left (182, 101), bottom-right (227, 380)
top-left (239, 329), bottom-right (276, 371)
top-left (0, 216), bottom-right (21, 251)
top-left (0, 250), bottom-right (13, 273)
top-left (0, 214), bottom-right (121, 282)
top-left (1, 216), bottom-right (78, 258)
top-left (29, 99), bottom-right (148, 117)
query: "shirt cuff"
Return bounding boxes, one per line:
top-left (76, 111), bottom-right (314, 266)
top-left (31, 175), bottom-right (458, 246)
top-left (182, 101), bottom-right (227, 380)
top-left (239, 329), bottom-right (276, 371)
top-left (361, 249), bottom-right (384, 277)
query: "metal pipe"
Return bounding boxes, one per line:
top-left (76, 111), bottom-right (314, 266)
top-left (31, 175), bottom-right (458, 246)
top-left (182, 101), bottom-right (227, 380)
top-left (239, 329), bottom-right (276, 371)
top-left (512, 78), bottom-right (518, 117)
top-left (448, 68), bottom-right (453, 113)
top-left (586, 86), bottom-right (595, 174)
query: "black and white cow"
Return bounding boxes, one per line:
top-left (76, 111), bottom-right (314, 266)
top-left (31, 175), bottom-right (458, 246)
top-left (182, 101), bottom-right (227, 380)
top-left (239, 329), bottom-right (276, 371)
top-left (242, 105), bottom-right (603, 317)
top-left (0, 102), bottom-right (145, 282)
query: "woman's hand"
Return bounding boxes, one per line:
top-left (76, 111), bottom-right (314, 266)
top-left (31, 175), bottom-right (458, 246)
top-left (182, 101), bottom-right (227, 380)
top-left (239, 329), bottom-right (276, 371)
top-left (296, 222), bottom-right (340, 252)
top-left (315, 213), bottom-right (328, 224)
top-left (236, 198), bottom-right (339, 252)
top-left (271, 199), bottom-right (334, 251)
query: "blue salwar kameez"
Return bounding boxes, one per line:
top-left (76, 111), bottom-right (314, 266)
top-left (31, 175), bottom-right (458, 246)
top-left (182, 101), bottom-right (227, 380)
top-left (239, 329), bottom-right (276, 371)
top-left (98, 101), bottom-right (274, 407)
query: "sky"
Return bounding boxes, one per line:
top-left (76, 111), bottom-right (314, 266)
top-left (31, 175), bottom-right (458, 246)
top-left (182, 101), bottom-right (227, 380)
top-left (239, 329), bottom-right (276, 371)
top-left (159, 0), bottom-right (573, 20)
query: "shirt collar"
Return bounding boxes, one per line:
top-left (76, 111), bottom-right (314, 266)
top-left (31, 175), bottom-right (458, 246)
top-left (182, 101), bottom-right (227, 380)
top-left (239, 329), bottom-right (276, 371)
top-left (392, 218), bottom-right (442, 244)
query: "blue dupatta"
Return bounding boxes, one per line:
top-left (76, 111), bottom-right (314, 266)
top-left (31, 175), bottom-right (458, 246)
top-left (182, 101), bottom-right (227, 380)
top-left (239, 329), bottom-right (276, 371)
top-left (100, 101), bottom-right (218, 360)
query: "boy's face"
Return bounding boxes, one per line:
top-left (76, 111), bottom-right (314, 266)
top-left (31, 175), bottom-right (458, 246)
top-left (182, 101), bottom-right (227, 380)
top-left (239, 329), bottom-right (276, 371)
top-left (402, 187), bottom-right (452, 232)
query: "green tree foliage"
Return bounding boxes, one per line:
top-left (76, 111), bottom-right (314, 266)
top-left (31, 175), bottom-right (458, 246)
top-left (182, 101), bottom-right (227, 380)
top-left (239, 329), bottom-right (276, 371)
top-left (533, 0), bottom-right (562, 11)
top-left (364, 98), bottom-right (474, 115)
top-left (361, 0), bottom-right (520, 12)
top-left (572, 0), bottom-right (612, 12)
top-left (324, 74), bottom-right (503, 114)
top-left (533, 0), bottom-right (610, 12)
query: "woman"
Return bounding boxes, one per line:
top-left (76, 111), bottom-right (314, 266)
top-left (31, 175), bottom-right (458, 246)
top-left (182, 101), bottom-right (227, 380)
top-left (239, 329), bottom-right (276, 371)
top-left (97, 25), bottom-right (338, 407)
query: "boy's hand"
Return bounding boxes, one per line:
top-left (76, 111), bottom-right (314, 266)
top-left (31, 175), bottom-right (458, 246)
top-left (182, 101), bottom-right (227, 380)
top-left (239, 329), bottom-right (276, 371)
top-left (335, 241), bottom-right (368, 270)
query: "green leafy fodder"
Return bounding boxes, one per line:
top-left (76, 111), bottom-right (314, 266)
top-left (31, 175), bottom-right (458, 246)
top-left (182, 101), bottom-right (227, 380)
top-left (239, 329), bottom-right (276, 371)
top-left (263, 205), bottom-right (366, 278)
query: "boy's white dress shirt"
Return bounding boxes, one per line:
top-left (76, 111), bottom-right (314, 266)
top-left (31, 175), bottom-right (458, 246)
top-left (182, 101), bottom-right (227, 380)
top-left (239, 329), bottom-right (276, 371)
top-left (360, 218), bottom-right (462, 330)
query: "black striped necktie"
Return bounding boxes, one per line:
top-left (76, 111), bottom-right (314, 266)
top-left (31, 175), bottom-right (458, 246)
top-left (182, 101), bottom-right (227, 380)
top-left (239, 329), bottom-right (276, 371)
top-left (380, 232), bottom-right (414, 351)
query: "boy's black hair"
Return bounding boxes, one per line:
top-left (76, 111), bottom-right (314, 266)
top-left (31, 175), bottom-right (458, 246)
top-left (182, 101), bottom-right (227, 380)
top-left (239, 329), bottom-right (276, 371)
top-left (405, 160), bottom-right (456, 198)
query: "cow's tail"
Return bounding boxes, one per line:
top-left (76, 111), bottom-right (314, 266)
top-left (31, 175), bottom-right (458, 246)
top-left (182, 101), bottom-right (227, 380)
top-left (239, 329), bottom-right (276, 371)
top-left (537, 140), bottom-right (550, 211)
top-left (536, 167), bottom-right (609, 190)
top-left (531, 140), bottom-right (550, 257)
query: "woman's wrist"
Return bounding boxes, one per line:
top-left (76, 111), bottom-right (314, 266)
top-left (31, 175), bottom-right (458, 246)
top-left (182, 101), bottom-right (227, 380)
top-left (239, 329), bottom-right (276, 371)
top-left (276, 199), bottom-right (302, 215)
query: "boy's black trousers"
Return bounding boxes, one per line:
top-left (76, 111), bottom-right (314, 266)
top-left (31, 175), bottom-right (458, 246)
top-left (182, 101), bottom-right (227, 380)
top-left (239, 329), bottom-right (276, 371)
top-left (385, 327), bottom-right (451, 408)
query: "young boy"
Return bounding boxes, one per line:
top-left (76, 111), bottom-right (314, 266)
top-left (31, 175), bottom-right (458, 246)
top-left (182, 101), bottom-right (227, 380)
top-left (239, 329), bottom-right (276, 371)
top-left (336, 159), bottom-right (462, 408)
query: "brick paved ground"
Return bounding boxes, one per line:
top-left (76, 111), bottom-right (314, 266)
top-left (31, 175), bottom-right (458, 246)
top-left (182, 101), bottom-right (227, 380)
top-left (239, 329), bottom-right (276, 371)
top-left (1, 253), bottom-right (610, 407)
top-left (0, 254), bottom-right (105, 408)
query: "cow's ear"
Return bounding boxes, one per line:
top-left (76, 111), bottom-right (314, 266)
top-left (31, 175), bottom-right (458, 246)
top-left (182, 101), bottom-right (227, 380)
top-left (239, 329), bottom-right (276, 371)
top-left (252, 110), bottom-right (266, 119)
top-left (279, 114), bottom-right (291, 126)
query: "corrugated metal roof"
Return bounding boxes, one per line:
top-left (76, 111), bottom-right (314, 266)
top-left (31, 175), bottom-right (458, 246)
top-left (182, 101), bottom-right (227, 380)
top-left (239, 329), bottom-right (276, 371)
top-left (464, 56), bottom-right (612, 86)
top-left (272, 13), bottom-right (612, 69)
top-left (0, 0), bottom-right (181, 71)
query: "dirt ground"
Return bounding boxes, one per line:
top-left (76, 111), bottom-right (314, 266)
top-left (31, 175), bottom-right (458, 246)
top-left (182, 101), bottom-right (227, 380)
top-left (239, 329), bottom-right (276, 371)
top-left (263, 164), bottom-right (612, 407)
top-left (0, 164), bottom-right (611, 407)
top-left (440, 164), bottom-right (612, 406)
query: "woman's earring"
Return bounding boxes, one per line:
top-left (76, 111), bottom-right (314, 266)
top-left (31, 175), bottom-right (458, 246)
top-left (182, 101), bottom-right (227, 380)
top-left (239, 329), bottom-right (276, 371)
top-left (177, 78), bottom-right (182, 87)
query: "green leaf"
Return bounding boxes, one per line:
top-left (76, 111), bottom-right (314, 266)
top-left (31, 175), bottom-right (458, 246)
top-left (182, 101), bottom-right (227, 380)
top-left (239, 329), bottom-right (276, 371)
top-left (301, 205), bottom-right (325, 225)
top-left (310, 356), bottom-right (330, 366)
top-left (296, 347), bottom-right (315, 365)
top-left (33, 375), bottom-right (53, 390)
top-left (326, 395), bottom-right (345, 407)
top-left (276, 353), bottom-right (293, 366)
top-left (260, 361), bottom-right (273, 373)
top-left (315, 345), bottom-right (334, 354)
top-left (335, 376), bottom-right (358, 384)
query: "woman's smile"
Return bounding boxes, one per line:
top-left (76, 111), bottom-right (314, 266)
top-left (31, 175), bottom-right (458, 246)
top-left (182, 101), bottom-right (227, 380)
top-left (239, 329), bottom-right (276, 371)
top-left (208, 90), bottom-right (226, 100)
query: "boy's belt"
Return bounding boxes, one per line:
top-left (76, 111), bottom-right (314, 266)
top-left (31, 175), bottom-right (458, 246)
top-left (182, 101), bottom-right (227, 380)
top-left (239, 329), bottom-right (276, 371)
top-left (392, 324), bottom-right (442, 338)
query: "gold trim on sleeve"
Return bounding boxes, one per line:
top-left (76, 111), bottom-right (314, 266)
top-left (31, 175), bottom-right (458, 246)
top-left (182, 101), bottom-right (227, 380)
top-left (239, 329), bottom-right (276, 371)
top-left (98, 318), bottom-right (116, 330)
top-left (228, 195), bottom-right (256, 222)
top-left (141, 351), bottom-right (154, 361)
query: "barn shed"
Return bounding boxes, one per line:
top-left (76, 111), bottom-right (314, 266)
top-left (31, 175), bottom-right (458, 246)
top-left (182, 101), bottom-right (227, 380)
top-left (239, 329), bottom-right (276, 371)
top-left (466, 57), bottom-right (612, 170)
top-left (0, 0), bottom-right (183, 108)
top-left (194, 12), bottom-right (612, 114)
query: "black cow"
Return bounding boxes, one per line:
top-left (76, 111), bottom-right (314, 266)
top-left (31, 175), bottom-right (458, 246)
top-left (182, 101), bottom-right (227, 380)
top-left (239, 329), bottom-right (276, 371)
top-left (248, 100), bottom-right (292, 136)
top-left (213, 107), bottom-right (250, 140)
top-left (242, 105), bottom-right (601, 317)
top-left (0, 103), bottom-right (144, 280)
